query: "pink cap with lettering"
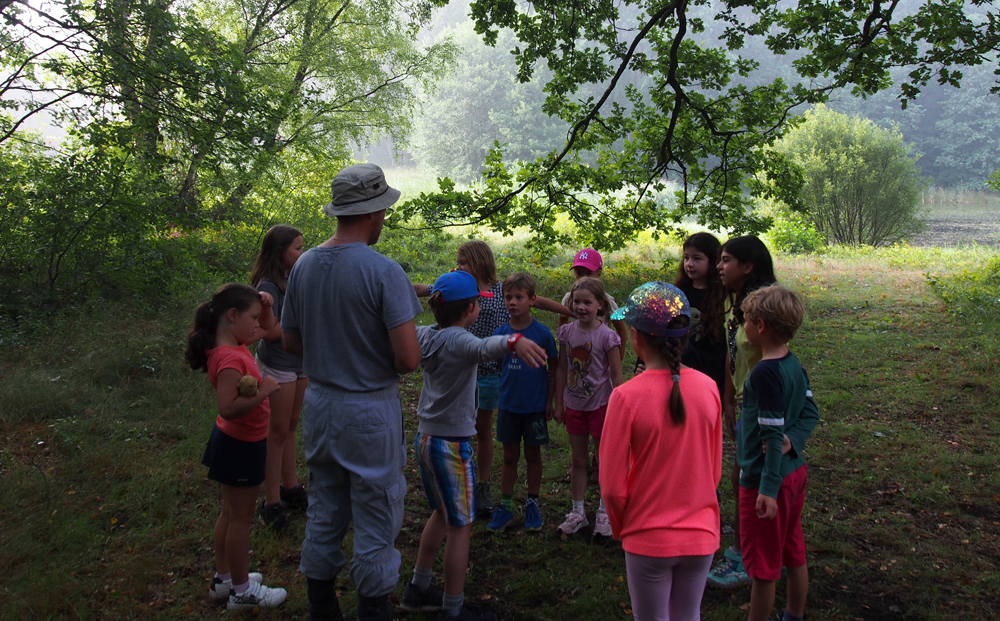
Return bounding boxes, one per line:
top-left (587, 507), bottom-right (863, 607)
top-left (572, 248), bottom-right (603, 272)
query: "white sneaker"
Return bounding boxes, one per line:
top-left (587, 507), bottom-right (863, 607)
top-left (557, 510), bottom-right (589, 535)
top-left (209, 572), bottom-right (262, 600)
top-left (227, 580), bottom-right (288, 610)
top-left (593, 508), bottom-right (612, 537)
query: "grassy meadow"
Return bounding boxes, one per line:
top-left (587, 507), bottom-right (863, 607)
top-left (2, 205), bottom-right (999, 620)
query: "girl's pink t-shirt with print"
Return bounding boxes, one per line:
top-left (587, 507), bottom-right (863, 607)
top-left (599, 368), bottom-right (722, 558)
top-left (557, 321), bottom-right (621, 411)
top-left (207, 345), bottom-right (270, 442)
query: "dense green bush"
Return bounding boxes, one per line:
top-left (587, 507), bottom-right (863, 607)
top-left (764, 212), bottom-right (825, 254)
top-left (775, 105), bottom-right (930, 247)
top-left (0, 137), bottom-right (173, 308)
top-left (927, 255), bottom-right (1000, 322)
top-left (754, 195), bottom-right (823, 254)
top-left (0, 137), bottom-right (304, 316)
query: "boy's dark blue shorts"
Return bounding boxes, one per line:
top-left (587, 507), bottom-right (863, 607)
top-left (202, 425), bottom-right (266, 487)
top-left (496, 410), bottom-right (549, 445)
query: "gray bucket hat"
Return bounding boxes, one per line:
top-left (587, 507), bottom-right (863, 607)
top-left (323, 164), bottom-right (401, 217)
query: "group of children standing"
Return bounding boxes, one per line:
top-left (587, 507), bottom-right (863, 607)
top-left (184, 227), bottom-right (819, 621)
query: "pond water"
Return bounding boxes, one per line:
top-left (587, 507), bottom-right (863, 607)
top-left (911, 199), bottom-right (1000, 247)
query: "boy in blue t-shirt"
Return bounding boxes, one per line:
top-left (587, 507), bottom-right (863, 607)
top-left (488, 272), bottom-right (559, 532)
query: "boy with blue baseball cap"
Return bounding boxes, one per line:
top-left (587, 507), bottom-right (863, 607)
top-left (402, 270), bottom-right (548, 621)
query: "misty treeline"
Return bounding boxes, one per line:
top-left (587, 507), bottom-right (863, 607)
top-left (405, 0), bottom-right (1000, 190)
top-left (2, 0), bottom-right (999, 313)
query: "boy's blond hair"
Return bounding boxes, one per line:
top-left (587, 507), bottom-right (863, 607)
top-left (503, 272), bottom-right (536, 298)
top-left (740, 284), bottom-right (805, 342)
top-left (457, 240), bottom-right (497, 286)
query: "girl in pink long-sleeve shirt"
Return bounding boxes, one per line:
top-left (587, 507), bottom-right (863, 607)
top-left (602, 282), bottom-right (723, 621)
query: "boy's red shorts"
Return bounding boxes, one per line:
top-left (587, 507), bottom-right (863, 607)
top-left (739, 465), bottom-right (808, 581)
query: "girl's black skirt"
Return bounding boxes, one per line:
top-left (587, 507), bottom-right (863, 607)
top-left (201, 425), bottom-right (266, 487)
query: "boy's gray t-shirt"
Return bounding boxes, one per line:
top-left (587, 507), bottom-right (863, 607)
top-left (415, 326), bottom-right (509, 438)
top-left (282, 243), bottom-right (422, 392)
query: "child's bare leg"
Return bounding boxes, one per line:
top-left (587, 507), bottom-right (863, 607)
top-left (568, 434), bottom-right (589, 502)
top-left (280, 377), bottom-right (308, 489)
top-left (221, 484), bottom-right (259, 585)
top-left (443, 524), bottom-right (473, 595)
top-left (524, 444), bottom-right (542, 496)
top-left (214, 500), bottom-right (231, 575)
top-left (280, 430), bottom-right (298, 488)
top-left (748, 577), bottom-right (776, 621)
top-left (415, 510), bottom-right (447, 571)
top-left (592, 436), bottom-right (601, 471)
top-left (501, 443), bottom-right (520, 496)
top-left (264, 383), bottom-right (294, 504)
top-left (731, 460), bottom-right (741, 550)
top-left (475, 409), bottom-right (495, 482)
top-left (785, 565), bottom-right (809, 616)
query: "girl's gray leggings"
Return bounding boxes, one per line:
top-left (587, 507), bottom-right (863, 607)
top-left (624, 552), bottom-right (714, 621)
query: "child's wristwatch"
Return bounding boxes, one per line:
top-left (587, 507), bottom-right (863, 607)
top-left (507, 333), bottom-right (524, 351)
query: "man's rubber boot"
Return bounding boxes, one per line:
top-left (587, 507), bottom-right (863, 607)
top-left (307, 578), bottom-right (343, 621)
top-left (357, 593), bottom-right (392, 621)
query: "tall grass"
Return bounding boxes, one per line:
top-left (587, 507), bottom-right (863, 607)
top-left (921, 187), bottom-right (1000, 213)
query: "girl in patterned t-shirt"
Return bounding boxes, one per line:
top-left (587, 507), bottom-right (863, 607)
top-left (553, 277), bottom-right (623, 537)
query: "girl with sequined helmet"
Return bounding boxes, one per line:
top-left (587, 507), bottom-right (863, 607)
top-left (599, 282), bottom-right (724, 621)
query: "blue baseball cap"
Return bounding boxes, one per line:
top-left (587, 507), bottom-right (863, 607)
top-left (611, 281), bottom-right (691, 337)
top-left (428, 270), bottom-right (495, 302)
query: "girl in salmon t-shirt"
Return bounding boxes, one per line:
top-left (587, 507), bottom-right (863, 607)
top-left (184, 283), bottom-right (287, 610)
top-left (600, 282), bottom-right (723, 621)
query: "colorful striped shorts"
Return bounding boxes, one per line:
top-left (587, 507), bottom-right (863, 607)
top-left (415, 433), bottom-right (476, 526)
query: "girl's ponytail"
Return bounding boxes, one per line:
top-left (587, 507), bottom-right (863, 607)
top-left (185, 302), bottom-right (218, 372)
top-left (637, 315), bottom-right (690, 425)
top-left (184, 283), bottom-right (262, 372)
top-left (660, 329), bottom-right (686, 426)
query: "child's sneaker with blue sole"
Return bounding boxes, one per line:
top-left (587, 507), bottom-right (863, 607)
top-left (487, 505), bottom-right (515, 532)
top-left (523, 499), bottom-right (543, 531)
top-left (706, 546), bottom-right (751, 589)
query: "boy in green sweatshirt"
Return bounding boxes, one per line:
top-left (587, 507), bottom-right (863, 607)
top-left (737, 285), bottom-right (819, 621)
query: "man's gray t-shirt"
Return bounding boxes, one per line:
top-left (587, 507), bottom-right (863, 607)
top-left (282, 243), bottom-right (422, 391)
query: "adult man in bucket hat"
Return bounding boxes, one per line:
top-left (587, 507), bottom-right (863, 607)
top-left (282, 164), bottom-right (423, 620)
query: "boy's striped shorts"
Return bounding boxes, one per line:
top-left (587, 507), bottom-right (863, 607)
top-left (415, 433), bottom-right (477, 526)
